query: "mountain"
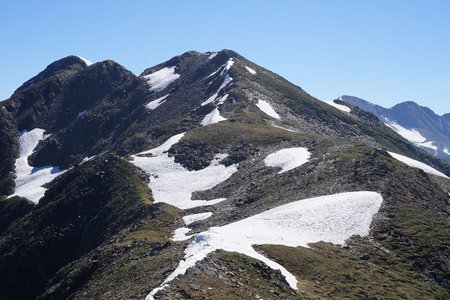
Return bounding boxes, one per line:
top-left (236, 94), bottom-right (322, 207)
top-left (0, 50), bottom-right (449, 300)
top-left (339, 95), bottom-right (450, 161)
top-left (443, 113), bottom-right (450, 125)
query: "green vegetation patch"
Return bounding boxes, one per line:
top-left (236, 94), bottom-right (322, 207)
top-left (256, 243), bottom-right (448, 299)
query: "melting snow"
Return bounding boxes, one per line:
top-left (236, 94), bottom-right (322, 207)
top-left (245, 66), bottom-right (257, 75)
top-left (215, 94), bottom-right (228, 105)
top-left (323, 100), bottom-right (351, 113)
top-left (208, 52), bottom-right (218, 60)
top-left (264, 147), bottom-right (311, 174)
top-left (76, 110), bottom-right (88, 118)
top-left (385, 122), bottom-right (426, 143)
top-left (8, 129), bottom-right (64, 203)
top-left (146, 191), bottom-right (383, 299)
top-left (146, 94), bottom-right (170, 110)
top-left (220, 58), bottom-right (234, 75)
top-left (76, 55), bottom-right (93, 66)
top-left (143, 66), bottom-right (180, 92)
top-left (416, 141), bottom-right (437, 151)
top-left (256, 99), bottom-right (281, 119)
top-left (207, 58), bottom-right (234, 78)
top-left (202, 75), bottom-right (233, 106)
top-left (172, 228), bottom-right (192, 241)
top-left (80, 155), bottom-right (96, 165)
top-left (131, 134), bottom-right (238, 209)
top-left (183, 212), bottom-right (213, 225)
top-left (201, 108), bottom-right (227, 126)
top-left (387, 151), bottom-right (449, 179)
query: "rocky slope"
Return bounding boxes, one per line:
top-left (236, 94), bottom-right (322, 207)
top-left (339, 95), bottom-right (450, 162)
top-left (0, 50), bottom-right (449, 300)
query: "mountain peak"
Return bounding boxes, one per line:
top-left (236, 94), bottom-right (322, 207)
top-left (1, 50), bottom-right (450, 299)
top-left (14, 55), bottom-right (90, 94)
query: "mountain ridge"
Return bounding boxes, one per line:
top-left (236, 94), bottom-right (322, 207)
top-left (0, 49), bottom-right (449, 299)
top-left (339, 95), bottom-right (450, 162)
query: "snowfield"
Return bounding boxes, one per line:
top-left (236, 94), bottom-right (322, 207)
top-left (208, 52), bottom-right (217, 60)
top-left (264, 147), bottom-right (311, 174)
top-left (384, 122), bottom-right (442, 153)
top-left (416, 141), bottom-right (437, 151)
top-left (207, 58), bottom-right (234, 78)
top-left (444, 148), bottom-right (450, 156)
top-left (183, 212), bottom-right (213, 225)
top-left (201, 108), bottom-right (227, 126)
top-left (76, 55), bottom-right (93, 66)
top-left (388, 151), bottom-right (449, 179)
top-left (172, 228), bottom-right (192, 241)
top-left (131, 135), bottom-right (238, 209)
top-left (147, 191), bottom-right (383, 299)
top-left (202, 74), bottom-right (233, 106)
top-left (146, 94), bottom-right (169, 110)
top-left (8, 128), bottom-right (64, 203)
top-left (143, 66), bottom-right (180, 92)
top-left (256, 99), bottom-right (281, 119)
top-left (385, 121), bottom-right (426, 143)
top-left (323, 100), bottom-right (351, 113)
top-left (245, 66), bottom-right (257, 75)
top-left (221, 58), bottom-right (234, 75)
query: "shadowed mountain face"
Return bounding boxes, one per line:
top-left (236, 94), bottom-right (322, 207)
top-left (340, 95), bottom-right (450, 162)
top-left (0, 50), bottom-right (449, 300)
top-left (443, 113), bottom-right (450, 125)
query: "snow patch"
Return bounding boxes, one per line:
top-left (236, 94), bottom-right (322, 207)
top-left (210, 153), bottom-right (228, 165)
top-left (201, 108), bottom-right (227, 126)
top-left (202, 74), bottom-right (233, 106)
top-left (416, 141), bottom-right (437, 151)
top-left (80, 155), bottom-right (96, 165)
top-left (139, 133), bottom-right (185, 156)
top-left (388, 151), bottom-right (449, 179)
top-left (220, 58), bottom-right (234, 75)
top-left (256, 99), bottom-right (281, 119)
top-left (208, 52), bottom-right (218, 60)
top-left (146, 94), bottom-right (170, 110)
top-left (323, 100), bottom-right (351, 113)
top-left (8, 129), bottom-right (64, 203)
top-left (245, 66), bottom-right (257, 75)
top-left (264, 147), bottom-right (311, 174)
top-left (76, 55), bottom-right (93, 66)
top-left (131, 134), bottom-right (238, 209)
top-left (76, 110), bottom-right (88, 118)
top-left (183, 212), bottom-right (213, 225)
top-left (143, 66), bottom-right (180, 92)
top-left (215, 94), bottom-right (228, 105)
top-left (444, 148), bottom-right (450, 156)
top-left (385, 122), bottom-right (426, 143)
top-left (146, 191), bottom-right (383, 299)
top-left (172, 228), bottom-right (192, 241)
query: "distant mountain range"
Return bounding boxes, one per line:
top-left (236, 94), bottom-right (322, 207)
top-left (338, 95), bottom-right (450, 162)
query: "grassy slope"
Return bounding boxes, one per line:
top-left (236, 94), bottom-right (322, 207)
top-left (0, 155), bottom-right (177, 300)
top-left (257, 243), bottom-right (448, 300)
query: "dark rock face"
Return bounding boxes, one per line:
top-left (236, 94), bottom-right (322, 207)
top-left (14, 56), bottom-right (88, 94)
top-left (0, 109), bottom-right (18, 196)
top-left (0, 50), bottom-right (449, 299)
top-left (0, 156), bottom-right (157, 299)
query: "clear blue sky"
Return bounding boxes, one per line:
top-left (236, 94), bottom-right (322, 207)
top-left (1, 0), bottom-right (450, 114)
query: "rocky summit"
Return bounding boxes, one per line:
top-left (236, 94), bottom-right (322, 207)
top-left (0, 50), bottom-right (449, 300)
